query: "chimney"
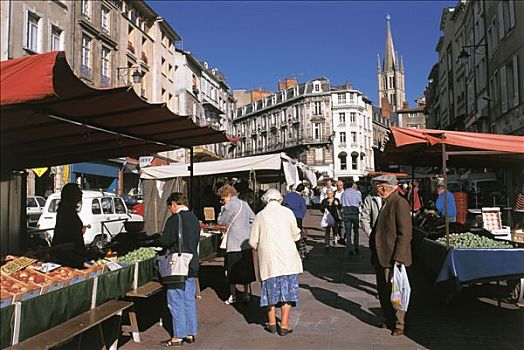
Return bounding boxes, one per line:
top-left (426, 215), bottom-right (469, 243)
top-left (251, 88), bottom-right (272, 103)
top-left (278, 78), bottom-right (298, 91)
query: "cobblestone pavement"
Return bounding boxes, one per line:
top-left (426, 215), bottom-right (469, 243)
top-left (121, 209), bottom-right (524, 350)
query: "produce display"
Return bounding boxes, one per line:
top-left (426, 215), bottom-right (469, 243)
top-left (117, 247), bottom-right (157, 263)
top-left (436, 232), bottom-right (514, 249)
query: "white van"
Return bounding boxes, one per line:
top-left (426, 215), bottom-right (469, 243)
top-left (37, 190), bottom-right (143, 246)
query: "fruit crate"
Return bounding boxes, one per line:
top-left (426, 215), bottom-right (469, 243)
top-left (481, 207), bottom-right (510, 239)
top-left (11, 268), bottom-right (65, 294)
top-left (0, 289), bottom-right (13, 309)
top-left (0, 273), bottom-right (42, 302)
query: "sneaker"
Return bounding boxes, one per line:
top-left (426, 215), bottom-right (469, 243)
top-left (224, 295), bottom-right (236, 305)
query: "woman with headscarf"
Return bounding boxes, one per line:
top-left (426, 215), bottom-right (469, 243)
top-left (249, 189), bottom-right (303, 336)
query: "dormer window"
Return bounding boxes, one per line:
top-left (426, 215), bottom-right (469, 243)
top-left (314, 82), bottom-right (321, 92)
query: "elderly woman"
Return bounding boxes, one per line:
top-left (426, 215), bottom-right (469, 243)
top-left (217, 184), bottom-right (256, 305)
top-left (249, 189), bottom-right (303, 336)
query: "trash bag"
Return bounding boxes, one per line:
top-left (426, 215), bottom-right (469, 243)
top-left (320, 211), bottom-right (335, 228)
top-left (390, 264), bottom-right (411, 311)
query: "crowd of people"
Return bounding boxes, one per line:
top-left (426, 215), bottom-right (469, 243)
top-left (51, 176), bottom-right (458, 345)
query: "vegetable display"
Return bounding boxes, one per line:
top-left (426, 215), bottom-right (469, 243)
top-left (117, 247), bottom-right (157, 263)
top-left (436, 232), bottom-right (513, 249)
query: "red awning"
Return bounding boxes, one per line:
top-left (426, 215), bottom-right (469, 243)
top-left (384, 127), bottom-right (524, 167)
top-left (1, 51), bottom-right (235, 172)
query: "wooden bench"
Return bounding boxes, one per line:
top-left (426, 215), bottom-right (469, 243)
top-left (122, 281), bottom-right (163, 343)
top-left (7, 299), bottom-right (133, 350)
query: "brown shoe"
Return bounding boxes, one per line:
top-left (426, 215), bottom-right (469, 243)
top-left (392, 328), bottom-right (404, 336)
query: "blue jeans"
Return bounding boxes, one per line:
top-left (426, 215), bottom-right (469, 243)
top-left (342, 206), bottom-right (360, 252)
top-left (167, 277), bottom-right (198, 339)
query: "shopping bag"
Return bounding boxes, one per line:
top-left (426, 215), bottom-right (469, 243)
top-left (320, 211), bottom-right (335, 228)
top-left (157, 212), bottom-right (193, 285)
top-left (157, 252), bottom-right (193, 284)
top-left (390, 264), bottom-right (411, 311)
top-left (219, 232), bottom-right (228, 249)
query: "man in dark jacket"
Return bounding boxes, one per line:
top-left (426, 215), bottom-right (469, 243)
top-left (369, 175), bottom-right (412, 336)
top-left (283, 183), bottom-right (308, 259)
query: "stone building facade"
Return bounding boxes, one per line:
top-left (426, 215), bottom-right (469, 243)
top-left (233, 77), bottom-right (374, 177)
top-left (426, 0), bottom-right (523, 135)
top-left (331, 84), bottom-right (374, 180)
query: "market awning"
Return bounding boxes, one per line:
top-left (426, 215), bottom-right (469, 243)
top-left (384, 127), bottom-right (524, 167)
top-left (0, 51), bottom-right (234, 173)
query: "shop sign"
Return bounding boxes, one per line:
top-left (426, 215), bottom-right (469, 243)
top-left (139, 156), bottom-right (154, 168)
top-left (1, 257), bottom-right (37, 275)
top-left (32, 168), bottom-right (48, 177)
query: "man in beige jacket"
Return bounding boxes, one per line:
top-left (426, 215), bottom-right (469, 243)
top-left (369, 175), bottom-right (412, 336)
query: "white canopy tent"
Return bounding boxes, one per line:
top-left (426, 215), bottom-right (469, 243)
top-left (140, 153), bottom-right (318, 234)
top-left (140, 152), bottom-right (317, 188)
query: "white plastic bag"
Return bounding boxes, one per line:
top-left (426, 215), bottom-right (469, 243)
top-left (390, 264), bottom-right (411, 311)
top-left (320, 211), bottom-right (335, 228)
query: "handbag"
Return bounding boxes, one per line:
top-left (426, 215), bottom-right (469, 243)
top-left (157, 212), bottom-right (194, 285)
top-left (390, 264), bottom-right (411, 311)
top-left (320, 210), bottom-right (335, 228)
top-left (220, 201), bottom-right (243, 250)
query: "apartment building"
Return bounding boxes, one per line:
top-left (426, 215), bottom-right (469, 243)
top-left (331, 83), bottom-right (374, 180)
top-left (233, 78), bottom-right (379, 179)
top-left (426, 0), bottom-right (522, 135)
top-left (396, 97), bottom-right (427, 129)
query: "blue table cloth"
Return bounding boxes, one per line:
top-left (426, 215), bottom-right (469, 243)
top-left (436, 248), bottom-right (524, 284)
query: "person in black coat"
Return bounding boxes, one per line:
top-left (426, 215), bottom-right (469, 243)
top-left (159, 192), bottom-right (200, 346)
top-left (51, 183), bottom-right (86, 268)
top-left (320, 189), bottom-right (341, 250)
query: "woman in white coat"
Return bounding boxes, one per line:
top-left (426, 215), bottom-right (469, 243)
top-left (249, 189), bottom-right (303, 336)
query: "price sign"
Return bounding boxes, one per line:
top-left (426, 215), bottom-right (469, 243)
top-left (1, 257), bottom-right (37, 275)
top-left (106, 261), bottom-right (123, 271)
top-left (203, 207), bottom-right (215, 221)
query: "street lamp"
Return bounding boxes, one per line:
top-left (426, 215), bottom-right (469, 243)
top-left (116, 66), bottom-right (143, 86)
top-left (457, 43), bottom-right (492, 132)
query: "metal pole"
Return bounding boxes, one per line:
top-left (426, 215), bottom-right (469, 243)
top-left (190, 147), bottom-right (194, 210)
top-left (442, 142), bottom-right (450, 247)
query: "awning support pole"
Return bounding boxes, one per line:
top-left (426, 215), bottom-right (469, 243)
top-left (442, 142), bottom-right (450, 247)
top-left (190, 147), bottom-right (194, 210)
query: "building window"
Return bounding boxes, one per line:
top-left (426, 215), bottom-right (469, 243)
top-left (313, 123), bottom-right (321, 140)
top-left (340, 132), bottom-right (346, 144)
top-left (315, 148), bottom-right (324, 162)
top-left (339, 112), bottom-right (345, 124)
top-left (81, 35), bottom-right (92, 77)
top-left (338, 93), bottom-right (346, 104)
top-left (349, 93), bottom-right (355, 103)
top-left (50, 25), bottom-right (62, 51)
top-left (101, 47), bottom-right (111, 86)
top-left (500, 56), bottom-right (520, 112)
top-left (498, 0), bottom-right (516, 39)
top-left (339, 152), bottom-right (347, 170)
top-left (101, 6), bottom-right (111, 33)
top-left (26, 12), bottom-right (40, 52)
top-left (351, 131), bottom-right (357, 143)
top-left (314, 101), bottom-right (322, 115)
top-left (351, 152), bottom-right (359, 170)
top-left (81, 0), bottom-right (91, 20)
top-left (314, 83), bottom-right (321, 92)
top-left (350, 112), bottom-right (356, 123)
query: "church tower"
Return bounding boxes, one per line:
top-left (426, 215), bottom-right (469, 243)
top-left (378, 15), bottom-right (406, 111)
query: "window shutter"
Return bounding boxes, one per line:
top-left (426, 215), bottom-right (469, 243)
top-left (512, 56), bottom-right (519, 107)
top-left (500, 65), bottom-right (507, 113)
top-left (509, 0), bottom-right (516, 28)
top-left (498, 2), bottom-right (504, 40)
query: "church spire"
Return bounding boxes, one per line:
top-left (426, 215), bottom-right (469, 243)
top-left (400, 55), bottom-right (404, 73)
top-left (377, 54), bottom-right (382, 74)
top-left (383, 14), bottom-right (396, 71)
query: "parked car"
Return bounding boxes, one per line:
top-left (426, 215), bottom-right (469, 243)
top-left (36, 190), bottom-right (143, 247)
top-left (26, 196), bottom-right (46, 226)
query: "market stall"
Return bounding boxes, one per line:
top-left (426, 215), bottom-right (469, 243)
top-left (384, 127), bottom-right (524, 302)
top-left (0, 51), bottom-right (235, 347)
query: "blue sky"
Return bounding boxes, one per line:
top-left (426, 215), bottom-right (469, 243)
top-left (148, 0), bottom-right (456, 106)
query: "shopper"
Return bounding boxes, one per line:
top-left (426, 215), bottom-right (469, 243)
top-left (360, 181), bottom-right (382, 238)
top-left (217, 184), bottom-right (256, 305)
top-left (320, 179), bottom-right (336, 202)
top-left (369, 175), bottom-right (412, 336)
top-left (340, 179), bottom-right (362, 255)
top-left (283, 183), bottom-right (308, 259)
top-left (320, 189), bottom-right (341, 249)
top-left (249, 189), bottom-right (303, 336)
top-left (435, 184), bottom-right (457, 223)
top-left (160, 192), bottom-right (200, 347)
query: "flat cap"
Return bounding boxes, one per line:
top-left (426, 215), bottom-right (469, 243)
top-left (372, 174), bottom-right (398, 185)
